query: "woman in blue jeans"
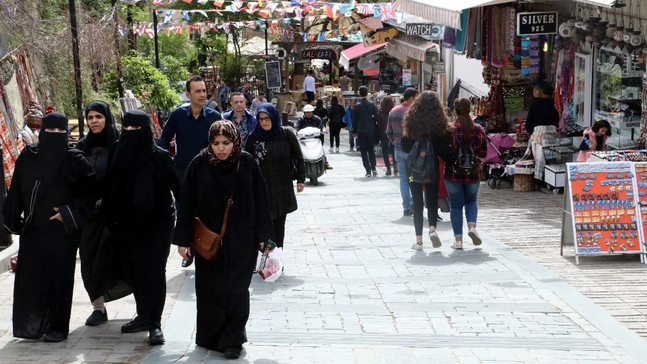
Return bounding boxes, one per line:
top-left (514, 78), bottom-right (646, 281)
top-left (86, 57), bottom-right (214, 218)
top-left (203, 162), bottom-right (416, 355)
top-left (444, 98), bottom-right (488, 249)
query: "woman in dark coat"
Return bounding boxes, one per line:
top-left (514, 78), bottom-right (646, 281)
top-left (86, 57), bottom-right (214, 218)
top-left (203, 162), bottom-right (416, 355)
top-left (327, 96), bottom-right (345, 153)
top-left (3, 112), bottom-right (96, 342)
top-left (76, 101), bottom-right (128, 327)
top-left (102, 110), bottom-right (181, 346)
top-left (175, 120), bottom-right (274, 359)
top-left (245, 102), bottom-right (305, 248)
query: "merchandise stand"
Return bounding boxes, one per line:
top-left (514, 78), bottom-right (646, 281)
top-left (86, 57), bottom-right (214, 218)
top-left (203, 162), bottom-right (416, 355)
top-left (561, 162), bottom-right (646, 265)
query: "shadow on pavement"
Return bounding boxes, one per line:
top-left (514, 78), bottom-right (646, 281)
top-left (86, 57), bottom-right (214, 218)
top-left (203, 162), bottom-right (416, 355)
top-left (249, 274), bottom-right (304, 295)
top-left (407, 249), bottom-right (496, 266)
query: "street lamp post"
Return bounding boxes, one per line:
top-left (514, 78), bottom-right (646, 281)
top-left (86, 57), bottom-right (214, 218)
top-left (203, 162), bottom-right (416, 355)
top-left (68, 0), bottom-right (84, 137)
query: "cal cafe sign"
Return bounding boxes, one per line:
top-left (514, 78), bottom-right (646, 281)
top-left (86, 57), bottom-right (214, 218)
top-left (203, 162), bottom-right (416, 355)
top-left (517, 11), bottom-right (557, 35)
top-left (301, 49), bottom-right (336, 60)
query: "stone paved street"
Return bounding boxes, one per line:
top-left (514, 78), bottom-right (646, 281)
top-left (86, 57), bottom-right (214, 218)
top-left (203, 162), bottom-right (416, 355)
top-left (0, 129), bottom-right (646, 363)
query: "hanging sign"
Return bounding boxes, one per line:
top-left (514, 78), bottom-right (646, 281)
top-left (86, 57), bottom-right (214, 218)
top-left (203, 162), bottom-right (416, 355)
top-left (301, 49), bottom-right (336, 60)
top-left (517, 11), bottom-right (558, 35)
top-left (265, 61), bottom-right (282, 89)
top-left (405, 24), bottom-right (442, 38)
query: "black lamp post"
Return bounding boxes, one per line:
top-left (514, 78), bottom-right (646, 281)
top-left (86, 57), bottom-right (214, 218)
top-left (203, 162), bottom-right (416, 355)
top-left (68, 0), bottom-right (84, 137)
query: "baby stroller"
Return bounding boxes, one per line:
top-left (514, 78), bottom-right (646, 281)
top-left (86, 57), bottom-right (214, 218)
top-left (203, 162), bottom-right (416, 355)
top-left (482, 134), bottom-right (517, 189)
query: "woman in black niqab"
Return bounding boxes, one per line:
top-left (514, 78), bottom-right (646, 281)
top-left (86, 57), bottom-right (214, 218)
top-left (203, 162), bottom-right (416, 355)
top-left (103, 110), bottom-right (181, 346)
top-left (3, 112), bottom-right (97, 342)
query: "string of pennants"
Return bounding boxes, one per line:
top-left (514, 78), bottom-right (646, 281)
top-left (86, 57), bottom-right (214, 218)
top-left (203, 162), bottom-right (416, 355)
top-left (130, 1), bottom-right (398, 38)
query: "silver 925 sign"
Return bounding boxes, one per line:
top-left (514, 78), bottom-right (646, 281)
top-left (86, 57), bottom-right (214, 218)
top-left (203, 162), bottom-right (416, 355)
top-left (517, 11), bottom-right (557, 36)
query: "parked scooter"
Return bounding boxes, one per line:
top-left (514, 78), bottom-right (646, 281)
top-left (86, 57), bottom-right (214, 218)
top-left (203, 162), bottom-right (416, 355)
top-left (297, 126), bottom-right (326, 185)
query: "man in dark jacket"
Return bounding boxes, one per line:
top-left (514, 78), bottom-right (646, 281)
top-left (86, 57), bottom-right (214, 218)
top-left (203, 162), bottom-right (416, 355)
top-left (525, 85), bottom-right (559, 134)
top-left (352, 86), bottom-right (379, 177)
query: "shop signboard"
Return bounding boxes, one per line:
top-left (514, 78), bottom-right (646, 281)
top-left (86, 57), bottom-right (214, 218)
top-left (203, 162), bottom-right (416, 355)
top-left (565, 162), bottom-right (645, 264)
top-left (264, 61), bottom-right (282, 90)
top-left (517, 11), bottom-right (557, 35)
top-left (405, 24), bottom-right (443, 39)
top-left (300, 49), bottom-right (336, 60)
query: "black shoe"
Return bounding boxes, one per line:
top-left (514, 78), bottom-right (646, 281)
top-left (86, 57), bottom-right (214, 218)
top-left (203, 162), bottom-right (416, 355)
top-left (121, 317), bottom-right (149, 333)
top-left (43, 331), bottom-right (67, 343)
top-left (372, 170), bottom-right (378, 177)
top-left (403, 207), bottom-right (413, 216)
top-left (148, 328), bottom-right (165, 346)
top-left (181, 255), bottom-right (194, 267)
top-left (223, 347), bottom-right (241, 359)
top-left (364, 172), bottom-right (371, 177)
top-left (386, 168), bottom-right (392, 176)
top-left (85, 309), bottom-right (108, 326)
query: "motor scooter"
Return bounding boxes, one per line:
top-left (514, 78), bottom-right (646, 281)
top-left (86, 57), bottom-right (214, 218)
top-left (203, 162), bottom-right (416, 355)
top-left (297, 126), bottom-right (326, 185)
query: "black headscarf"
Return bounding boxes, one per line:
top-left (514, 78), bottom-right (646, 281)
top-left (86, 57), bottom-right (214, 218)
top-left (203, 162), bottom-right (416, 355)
top-left (206, 120), bottom-right (241, 169)
top-left (38, 112), bottom-right (69, 182)
top-left (111, 110), bottom-right (156, 169)
top-left (251, 102), bottom-right (282, 142)
top-left (110, 110), bottom-right (157, 212)
top-left (77, 100), bottom-right (119, 152)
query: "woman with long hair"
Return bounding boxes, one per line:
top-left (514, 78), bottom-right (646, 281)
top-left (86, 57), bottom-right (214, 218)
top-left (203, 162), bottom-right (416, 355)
top-left (445, 98), bottom-right (488, 250)
top-left (328, 96), bottom-right (345, 153)
top-left (378, 96), bottom-right (396, 176)
top-left (401, 91), bottom-right (452, 250)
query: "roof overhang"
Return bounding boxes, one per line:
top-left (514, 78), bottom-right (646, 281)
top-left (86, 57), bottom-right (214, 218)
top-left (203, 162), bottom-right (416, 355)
top-left (393, 0), bottom-right (516, 29)
top-left (339, 42), bottom-right (388, 70)
top-left (389, 33), bottom-right (439, 62)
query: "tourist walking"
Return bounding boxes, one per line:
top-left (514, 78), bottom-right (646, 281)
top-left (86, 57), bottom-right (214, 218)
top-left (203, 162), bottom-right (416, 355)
top-left (327, 96), bottom-right (345, 153)
top-left (352, 86), bottom-right (379, 177)
top-left (401, 91), bottom-right (452, 250)
top-left (222, 92), bottom-right (258, 147)
top-left (174, 120), bottom-right (274, 359)
top-left (445, 98), bottom-right (488, 250)
top-left (378, 95), bottom-right (396, 176)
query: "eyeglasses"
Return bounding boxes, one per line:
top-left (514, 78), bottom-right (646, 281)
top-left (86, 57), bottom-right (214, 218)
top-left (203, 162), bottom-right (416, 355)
top-left (258, 116), bottom-right (271, 121)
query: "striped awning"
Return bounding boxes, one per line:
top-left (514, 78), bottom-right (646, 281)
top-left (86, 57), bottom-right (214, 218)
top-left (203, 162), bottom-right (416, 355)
top-left (572, 0), bottom-right (616, 7)
top-left (393, 0), bottom-right (516, 30)
top-left (389, 33), bottom-right (439, 62)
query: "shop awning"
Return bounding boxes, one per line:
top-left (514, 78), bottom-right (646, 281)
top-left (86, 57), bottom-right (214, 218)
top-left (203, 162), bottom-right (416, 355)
top-left (572, 0), bottom-right (616, 8)
top-left (390, 33), bottom-right (439, 62)
top-left (339, 42), bottom-right (387, 70)
top-left (393, 0), bottom-right (516, 30)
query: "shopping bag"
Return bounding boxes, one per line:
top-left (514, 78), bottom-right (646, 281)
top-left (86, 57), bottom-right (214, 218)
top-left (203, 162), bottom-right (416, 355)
top-left (256, 248), bottom-right (283, 282)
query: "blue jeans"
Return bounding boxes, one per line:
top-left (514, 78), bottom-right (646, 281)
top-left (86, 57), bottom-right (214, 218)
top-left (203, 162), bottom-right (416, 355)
top-left (444, 179), bottom-right (480, 237)
top-left (394, 149), bottom-right (412, 210)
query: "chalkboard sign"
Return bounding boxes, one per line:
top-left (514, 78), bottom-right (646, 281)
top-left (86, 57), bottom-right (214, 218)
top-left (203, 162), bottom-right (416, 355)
top-left (265, 61), bottom-right (281, 90)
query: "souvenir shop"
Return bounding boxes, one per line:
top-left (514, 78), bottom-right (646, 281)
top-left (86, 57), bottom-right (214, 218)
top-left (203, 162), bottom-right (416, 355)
top-left (556, 1), bottom-right (647, 264)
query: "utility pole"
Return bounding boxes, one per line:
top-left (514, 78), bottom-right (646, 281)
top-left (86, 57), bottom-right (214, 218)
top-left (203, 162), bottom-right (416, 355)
top-left (68, 0), bottom-right (84, 137)
top-left (153, 9), bottom-right (160, 69)
top-left (112, 0), bottom-right (125, 98)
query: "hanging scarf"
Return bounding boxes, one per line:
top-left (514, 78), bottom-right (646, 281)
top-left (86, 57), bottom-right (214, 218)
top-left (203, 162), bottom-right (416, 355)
top-left (206, 120), bottom-right (242, 169)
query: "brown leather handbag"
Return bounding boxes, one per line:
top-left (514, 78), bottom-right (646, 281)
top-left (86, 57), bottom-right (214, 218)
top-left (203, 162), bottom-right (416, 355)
top-left (190, 162), bottom-right (239, 261)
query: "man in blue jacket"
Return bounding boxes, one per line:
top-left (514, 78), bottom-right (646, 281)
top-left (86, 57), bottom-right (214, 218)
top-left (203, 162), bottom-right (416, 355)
top-left (159, 75), bottom-right (221, 178)
top-left (221, 92), bottom-right (257, 146)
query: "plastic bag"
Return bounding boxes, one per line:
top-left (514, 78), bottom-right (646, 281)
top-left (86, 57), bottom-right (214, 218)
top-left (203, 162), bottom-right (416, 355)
top-left (256, 248), bottom-right (283, 282)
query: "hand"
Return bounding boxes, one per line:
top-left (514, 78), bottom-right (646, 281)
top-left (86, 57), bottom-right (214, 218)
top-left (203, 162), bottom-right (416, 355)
top-left (178, 246), bottom-right (192, 260)
top-left (259, 239), bottom-right (277, 252)
top-left (49, 207), bottom-right (62, 222)
top-left (296, 183), bottom-right (305, 193)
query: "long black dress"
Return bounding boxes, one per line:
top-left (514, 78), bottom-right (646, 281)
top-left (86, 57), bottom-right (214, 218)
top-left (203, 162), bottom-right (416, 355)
top-left (3, 145), bottom-right (96, 339)
top-left (174, 150), bottom-right (273, 352)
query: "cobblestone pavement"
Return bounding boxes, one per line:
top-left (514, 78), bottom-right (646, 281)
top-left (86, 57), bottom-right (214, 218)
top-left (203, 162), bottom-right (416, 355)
top-left (0, 128), bottom-right (646, 363)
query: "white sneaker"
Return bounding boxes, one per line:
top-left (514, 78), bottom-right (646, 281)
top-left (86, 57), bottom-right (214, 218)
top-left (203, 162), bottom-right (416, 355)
top-left (411, 241), bottom-right (423, 250)
top-left (451, 241), bottom-right (463, 250)
top-left (335, 147), bottom-right (340, 153)
top-left (468, 228), bottom-right (482, 246)
top-left (429, 230), bottom-right (442, 248)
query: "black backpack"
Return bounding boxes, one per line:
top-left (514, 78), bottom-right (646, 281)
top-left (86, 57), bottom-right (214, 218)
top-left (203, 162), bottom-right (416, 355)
top-left (453, 133), bottom-right (478, 176)
top-left (406, 138), bottom-right (437, 184)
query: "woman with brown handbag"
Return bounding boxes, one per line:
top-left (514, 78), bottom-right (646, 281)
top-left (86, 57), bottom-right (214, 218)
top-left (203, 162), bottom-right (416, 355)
top-left (174, 120), bottom-right (274, 359)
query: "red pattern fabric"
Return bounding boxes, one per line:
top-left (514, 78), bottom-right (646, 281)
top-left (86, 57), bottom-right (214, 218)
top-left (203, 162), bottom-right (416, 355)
top-left (444, 123), bottom-right (488, 184)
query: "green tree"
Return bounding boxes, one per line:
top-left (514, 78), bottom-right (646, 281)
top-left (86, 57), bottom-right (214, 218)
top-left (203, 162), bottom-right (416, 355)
top-left (104, 53), bottom-right (180, 111)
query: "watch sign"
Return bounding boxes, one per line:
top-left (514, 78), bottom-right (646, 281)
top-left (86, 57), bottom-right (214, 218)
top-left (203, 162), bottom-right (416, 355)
top-left (517, 12), bottom-right (557, 35)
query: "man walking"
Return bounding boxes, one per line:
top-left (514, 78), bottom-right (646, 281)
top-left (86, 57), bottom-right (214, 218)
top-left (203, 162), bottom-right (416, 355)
top-left (159, 75), bottom-right (221, 178)
top-left (250, 91), bottom-right (265, 115)
top-left (218, 79), bottom-right (230, 111)
top-left (222, 92), bottom-right (257, 146)
top-left (303, 69), bottom-right (316, 105)
top-left (387, 87), bottom-right (418, 216)
top-left (339, 71), bottom-right (351, 91)
top-left (352, 86), bottom-right (379, 177)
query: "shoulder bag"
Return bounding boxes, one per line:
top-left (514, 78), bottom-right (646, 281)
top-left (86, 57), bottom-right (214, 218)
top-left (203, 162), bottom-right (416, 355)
top-left (191, 162), bottom-right (239, 261)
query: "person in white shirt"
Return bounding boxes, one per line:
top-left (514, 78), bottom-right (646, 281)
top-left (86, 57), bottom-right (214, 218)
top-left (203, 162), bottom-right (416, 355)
top-left (250, 92), bottom-right (265, 115)
top-left (303, 70), bottom-right (316, 105)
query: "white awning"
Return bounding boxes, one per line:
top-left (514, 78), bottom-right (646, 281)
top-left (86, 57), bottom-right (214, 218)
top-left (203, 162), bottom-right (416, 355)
top-left (390, 33), bottom-right (439, 62)
top-left (393, 0), bottom-right (516, 30)
top-left (572, 0), bottom-right (616, 8)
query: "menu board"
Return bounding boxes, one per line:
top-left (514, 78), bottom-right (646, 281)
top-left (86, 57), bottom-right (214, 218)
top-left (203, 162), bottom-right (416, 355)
top-left (566, 162), bottom-right (643, 256)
